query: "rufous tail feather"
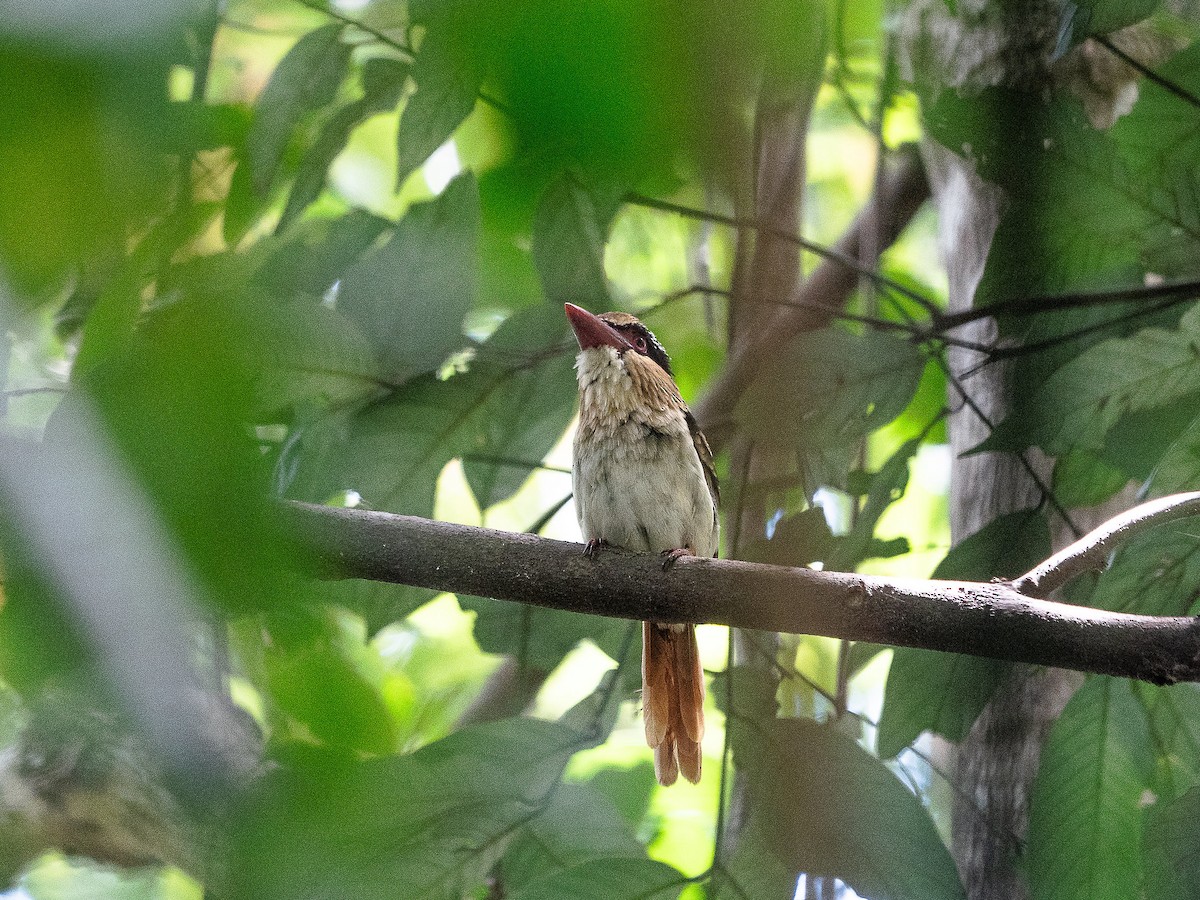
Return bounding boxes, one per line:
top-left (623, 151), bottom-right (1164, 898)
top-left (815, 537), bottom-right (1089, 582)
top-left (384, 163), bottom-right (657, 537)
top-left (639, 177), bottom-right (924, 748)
top-left (642, 622), bottom-right (705, 785)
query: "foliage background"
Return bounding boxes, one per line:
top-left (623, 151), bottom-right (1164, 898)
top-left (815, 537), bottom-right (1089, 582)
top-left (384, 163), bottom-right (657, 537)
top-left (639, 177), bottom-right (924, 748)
top-left (2, 0), bottom-right (1200, 898)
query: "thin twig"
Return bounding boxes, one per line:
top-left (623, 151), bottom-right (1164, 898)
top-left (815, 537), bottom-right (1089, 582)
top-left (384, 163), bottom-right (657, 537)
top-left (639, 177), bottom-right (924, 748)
top-left (626, 192), bottom-right (942, 319)
top-left (292, 0), bottom-right (414, 57)
top-left (933, 277), bottom-right (1200, 331)
top-left (1013, 491), bottom-right (1200, 598)
top-left (1094, 35), bottom-right (1200, 113)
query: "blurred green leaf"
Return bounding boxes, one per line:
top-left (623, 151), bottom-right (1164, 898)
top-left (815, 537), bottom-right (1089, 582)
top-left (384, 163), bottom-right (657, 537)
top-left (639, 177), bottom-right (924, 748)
top-left (877, 650), bottom-right (1004, 758)
top-left (253, 299), bottom-right (384, 415)
top-left (742, 506), bottom-right (837, 567)
top-left (508, 858), bottom-right (686, 900)
top-left (1085, 515), bottom-right (1200, 615)
top-left (265, 641), bottom-right (395, 754)
top-left (461, 305), bottom-right (577, 507)
top-left (532, 175), bottom-right (612, 309)
top-left (253, 208), bottom-right (392, 300)
top-left (737, 326), bottom-right (926, 450)
top-left (231, 684), bottom-right (618, 900)
top-left (248, 24), bottom-right (351, 194)
top-left (932, 507), bottom-right (1052, 582)
top-left (826, 437), bottom-right (919, 571)
top-left (580, 762), bottom-right (658, 828)
top-left (747, 718), bottom-right (965, 900)
top-left (395, 28), bottom-right (482, 190)
top-left (1051, 449), bottom-right (1129, 508)
top-left (1149, 413), bottom-right (1200, 497)
top-left (280, 58), bottom-right (409, 231)
top-left (497, 782), bottom-right (650, 893)
top-left (1067, 0), bottom-right (1160, 40)
top-left (338, 173), bottom-right (479, 379)
top-left (1027, 676), bottom-right (1155, 900)
top-left (0, 47), bottom-right (169, 293)
top-left (1140, 683), bottom-right (1200, 797)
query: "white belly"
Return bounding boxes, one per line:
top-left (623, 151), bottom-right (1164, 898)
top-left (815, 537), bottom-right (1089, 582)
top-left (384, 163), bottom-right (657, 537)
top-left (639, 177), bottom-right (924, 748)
top-left (573, 419), bottom-right (717, 558)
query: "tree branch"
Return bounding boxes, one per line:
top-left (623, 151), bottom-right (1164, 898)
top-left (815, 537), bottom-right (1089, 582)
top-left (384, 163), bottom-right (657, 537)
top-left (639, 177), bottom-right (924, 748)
top-left (1013, 491), bottom-right (1200, 598)
top-left (282, 501), bottom-right (1200, 686)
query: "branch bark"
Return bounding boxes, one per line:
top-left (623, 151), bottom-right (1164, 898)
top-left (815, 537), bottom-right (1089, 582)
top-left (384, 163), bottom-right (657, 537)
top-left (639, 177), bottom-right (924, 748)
top-left (282, 501), bottom-right (1200, 686)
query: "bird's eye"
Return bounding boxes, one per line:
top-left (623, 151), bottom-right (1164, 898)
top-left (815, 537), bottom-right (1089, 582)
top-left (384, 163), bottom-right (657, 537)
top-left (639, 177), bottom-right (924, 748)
top-left (634, 336), bottom-right (648, 352)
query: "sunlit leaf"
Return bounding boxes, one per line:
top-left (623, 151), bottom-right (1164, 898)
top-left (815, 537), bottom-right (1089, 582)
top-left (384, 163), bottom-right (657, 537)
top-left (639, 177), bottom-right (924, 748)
top-left (264, 641), bottom-right (395, 755)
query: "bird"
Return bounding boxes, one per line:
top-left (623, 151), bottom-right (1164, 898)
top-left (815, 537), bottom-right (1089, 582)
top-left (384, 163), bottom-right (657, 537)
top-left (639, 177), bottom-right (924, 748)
top-left (565, 302), bottom-right (719, 785)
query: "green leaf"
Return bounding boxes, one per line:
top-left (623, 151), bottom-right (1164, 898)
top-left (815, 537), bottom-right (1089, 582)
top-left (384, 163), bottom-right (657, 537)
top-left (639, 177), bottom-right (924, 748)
top-left (1070, 0), bottom-right (1160, 38)
top-left (1086, 515), bottom-right (1200, 615)
top-left (497, 783), bottom-right (649, 893)
top-left (1051, 449), bottom-right (1129, 508)
top-left (742, 506), bottom-right (837, 567)
top-left (280, 58), bottom-right (409, 230)
top-left (983, 304), bottom-right (1200, 455)
top-left (338, 172), bottom-right (479, 380)
top-left (232, 688), bottom-right (615, 900)
top-left (264, 641), bottom-right (396, 755)
top-left (248, 24), bottom-right (351, 194)
top-left (1144, 785), bottom-right (1200, 900)
top-left (877, 508), bottom-right (1050, 755)
top-left (1027, 676), bottom-right (1155, 900)
top-left (934, 507), bottom-right (1052, 582)
top-left (461, 597), bottom-right (631, 672)
top-left (826, 437), bottom-right (920, 571)
top-left (253, 207), bottom-right (392, 300)
top-left (1140, 683), bottom-right (1200, 796)
top-left (395, 28), bottom-right (482, 189)
top-left (737, 326), bottom-right (926, 449)
top-left (747, 718), bottom-right (965, 900)
top-left (1149, 412), bottom-right (1200, 496)
top-left (460, 305), bottom-right (578, 508)
top-left (253, 299), bottom-right (383, 414)
top-left (532, 174), bottom-right (612, 309)
top-left (508, 858), bottom-right (686, 900)
top-left (877, 650), bottom-right (1004, 757)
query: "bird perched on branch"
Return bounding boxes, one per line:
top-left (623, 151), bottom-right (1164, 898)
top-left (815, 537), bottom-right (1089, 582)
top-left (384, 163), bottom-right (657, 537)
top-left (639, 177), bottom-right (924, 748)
top-left (565, 303), bottom-right (719, 785)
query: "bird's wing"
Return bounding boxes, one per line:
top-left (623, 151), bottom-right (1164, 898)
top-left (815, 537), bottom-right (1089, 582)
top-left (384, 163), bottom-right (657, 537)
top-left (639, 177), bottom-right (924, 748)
top-left (685, 409), bottom-right (719, 527)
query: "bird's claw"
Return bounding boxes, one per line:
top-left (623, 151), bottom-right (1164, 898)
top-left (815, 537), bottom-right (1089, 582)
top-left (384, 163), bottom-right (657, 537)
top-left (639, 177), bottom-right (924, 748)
top-left (660, 547), bottom-right (694, 571)
top-left (583, 538), bottom-right (608, 560)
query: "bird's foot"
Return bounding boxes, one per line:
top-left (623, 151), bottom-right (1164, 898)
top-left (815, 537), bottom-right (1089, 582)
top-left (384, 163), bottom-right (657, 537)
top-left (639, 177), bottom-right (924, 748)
top-left (583, 538), bottom-right (609, 560)
top-left (660, 547), bottom-right (694, 571)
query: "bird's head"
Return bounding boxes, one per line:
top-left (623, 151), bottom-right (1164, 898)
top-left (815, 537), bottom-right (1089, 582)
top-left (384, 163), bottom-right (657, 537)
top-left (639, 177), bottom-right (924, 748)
top-left (564, 303), bottom-right (673, 377)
